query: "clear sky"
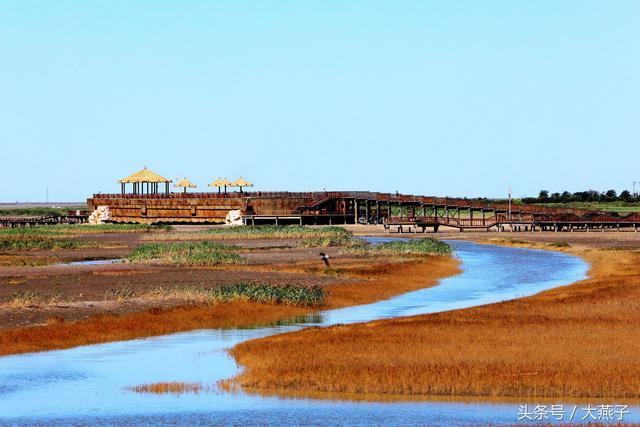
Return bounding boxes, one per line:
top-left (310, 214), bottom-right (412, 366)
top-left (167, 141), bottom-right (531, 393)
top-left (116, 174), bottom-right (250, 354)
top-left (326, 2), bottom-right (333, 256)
top-left (1, 1), bottom-right (638, 202)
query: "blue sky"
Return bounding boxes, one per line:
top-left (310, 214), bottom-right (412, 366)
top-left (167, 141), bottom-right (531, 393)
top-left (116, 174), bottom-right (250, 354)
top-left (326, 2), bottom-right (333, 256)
top-left (1, 1), bottom-right (638, 202)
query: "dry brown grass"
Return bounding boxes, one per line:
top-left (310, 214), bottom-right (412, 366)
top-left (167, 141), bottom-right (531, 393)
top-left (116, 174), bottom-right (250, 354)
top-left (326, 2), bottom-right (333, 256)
top-left (0, 301), bottom-right (310, 356)
top-left (228, 248), bottom-right (640, 399)
top-left (125, 382), bottom-right (211, 394)
top-left (0, 255), bottom-right (459, 356)
top-left (0, 255), bottom-right (55, 267)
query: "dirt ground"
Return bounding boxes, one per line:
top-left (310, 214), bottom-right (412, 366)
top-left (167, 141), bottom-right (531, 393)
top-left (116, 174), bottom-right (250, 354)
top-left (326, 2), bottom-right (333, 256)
top-left (0, 231), bottom-right (348, 329)
top-left (1, 224), bottom-right (638, 338)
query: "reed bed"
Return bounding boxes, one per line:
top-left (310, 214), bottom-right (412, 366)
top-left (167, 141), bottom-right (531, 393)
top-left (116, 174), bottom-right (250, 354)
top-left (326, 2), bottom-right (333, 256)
top-left (107, 283), bottom-right (327, 307)
top-left (0, 236), bottom-right (86, 251)
top-left (0, 255), bottom-right (55, 267)
top-left (2, 290), bottom-right (64, 308)
top-left (0, 302), bottom-right (311, 356)
top-left (200, 225), bottom-right (352, 239)
top-left (0, 254), bottom-right (459, 356)
top-left (229, 249), bottom-right (640, 399)
top-left (341, 238), bottom-right (452, 256)
top-left (128, 242), bottom-right (244, 265)
top-left (0, 224), bottom-right (167, 237)
top-left (125, 382), bottom-right (211, 395)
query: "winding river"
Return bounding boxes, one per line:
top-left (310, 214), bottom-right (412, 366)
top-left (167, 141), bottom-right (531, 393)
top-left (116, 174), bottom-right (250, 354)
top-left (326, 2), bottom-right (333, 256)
top-left (0, 239), bottom-right (636, 425)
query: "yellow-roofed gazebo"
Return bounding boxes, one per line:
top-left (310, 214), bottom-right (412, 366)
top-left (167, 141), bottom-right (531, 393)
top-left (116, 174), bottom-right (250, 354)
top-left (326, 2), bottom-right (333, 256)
top-left (174, 178), bottom-right (197, 193)
top-left (209, 178), bottom-right (231, 194)
top-left (231, 177), bottom-right (253, 193)
top-left (118, 167), bottom-right (172, 195)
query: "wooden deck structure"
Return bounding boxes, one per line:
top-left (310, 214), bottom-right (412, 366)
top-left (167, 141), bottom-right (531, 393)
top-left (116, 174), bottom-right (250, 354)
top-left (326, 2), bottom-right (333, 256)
top-left (87, 191), bottom-right (640, 232)
top-left (0, 213), bottom-right (88, 228)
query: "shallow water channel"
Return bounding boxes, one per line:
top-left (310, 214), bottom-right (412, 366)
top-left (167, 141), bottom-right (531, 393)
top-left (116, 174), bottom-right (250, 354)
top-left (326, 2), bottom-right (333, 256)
top-left (1, 239), bottom-right (636, 425)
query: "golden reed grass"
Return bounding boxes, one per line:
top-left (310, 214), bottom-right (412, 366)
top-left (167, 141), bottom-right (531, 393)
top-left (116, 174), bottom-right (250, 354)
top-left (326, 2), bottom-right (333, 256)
top-left (228, 248), bottom-right (640, 398)
top-left (0, 255), bottom-right (458, 356)
top-left (126, 382), bottom-right (210, 394)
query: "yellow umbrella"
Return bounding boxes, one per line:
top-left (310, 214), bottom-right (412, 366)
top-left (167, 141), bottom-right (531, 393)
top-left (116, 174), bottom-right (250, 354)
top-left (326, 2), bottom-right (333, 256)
top-left (231, 177), bottom-right (253, 193)
top-left (209, 178), bottom-right (231, 194)
top-left (174, 178), bottom-right (197, 193)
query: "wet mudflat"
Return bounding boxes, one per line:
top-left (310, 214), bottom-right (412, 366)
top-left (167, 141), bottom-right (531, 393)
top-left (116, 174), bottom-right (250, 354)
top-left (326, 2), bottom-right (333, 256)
top-left (1, 239), bottom-right (632, 426)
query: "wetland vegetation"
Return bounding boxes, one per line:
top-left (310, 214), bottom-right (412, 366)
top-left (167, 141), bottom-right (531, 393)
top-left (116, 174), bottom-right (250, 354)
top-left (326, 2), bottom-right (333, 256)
top-left (127, 242), bottom-right (245, 265)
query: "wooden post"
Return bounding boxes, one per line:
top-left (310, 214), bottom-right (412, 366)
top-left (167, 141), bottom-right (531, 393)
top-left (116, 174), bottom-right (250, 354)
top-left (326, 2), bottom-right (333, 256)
top-left (365, 200), bottom-right (370, 224)
top-left (354, 199), bottom-right (359, 224)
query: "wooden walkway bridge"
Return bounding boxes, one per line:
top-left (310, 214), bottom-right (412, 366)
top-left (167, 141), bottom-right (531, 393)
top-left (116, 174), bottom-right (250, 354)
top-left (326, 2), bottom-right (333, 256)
top-left (88, 191), bottom-right (640, 232)
top-left (0, 214), bottom-right (88, 228)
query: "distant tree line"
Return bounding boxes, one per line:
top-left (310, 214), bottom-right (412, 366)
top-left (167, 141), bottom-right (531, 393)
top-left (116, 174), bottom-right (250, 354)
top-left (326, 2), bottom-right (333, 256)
top-left (522, 189), bottom-right (639, 204)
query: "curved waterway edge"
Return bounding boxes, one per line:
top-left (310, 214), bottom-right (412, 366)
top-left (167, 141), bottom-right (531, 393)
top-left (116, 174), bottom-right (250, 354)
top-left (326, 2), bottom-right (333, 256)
top-left (2, 239), bottom-right (636, 426)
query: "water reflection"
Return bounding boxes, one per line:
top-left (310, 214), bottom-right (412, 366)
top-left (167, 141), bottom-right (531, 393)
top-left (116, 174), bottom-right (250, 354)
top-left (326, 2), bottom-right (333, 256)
top-left (0, 239), bottom-right (633, 426)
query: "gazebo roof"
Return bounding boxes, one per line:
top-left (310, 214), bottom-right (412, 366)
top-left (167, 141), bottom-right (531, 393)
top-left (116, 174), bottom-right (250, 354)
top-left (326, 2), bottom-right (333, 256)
top-left (118, 167), bottom-right (172, 183)
top-left (209, 178), bottom-right (231, 187)
top-left (232, 177), bottom-right (253, 187)
top-left (174, 178), bottom-right (196, 188)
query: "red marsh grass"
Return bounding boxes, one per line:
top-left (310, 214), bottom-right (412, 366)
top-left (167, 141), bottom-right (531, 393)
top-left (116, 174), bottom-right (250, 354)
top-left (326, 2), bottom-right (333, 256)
top-left (227, 248), bottom-right (640, 399)
top-left (126, 382), bottom-right (211, 395)
top-left (0, 253), bottom-right (459, 356)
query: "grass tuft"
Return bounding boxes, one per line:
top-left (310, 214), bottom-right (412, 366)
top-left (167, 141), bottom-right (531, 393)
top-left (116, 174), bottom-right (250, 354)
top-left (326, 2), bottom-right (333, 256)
top-left (145, 283), bottom-right (326, 307)
top-left (342, 238), bottom-right (452, 256)
top-left (0, 236), bottom-right (86, 251)
top-left (125, 382), bottom-right (210, 395)
top-left (0, 224), bottom-right (169, 237)
top-left (128, 242), bottom-right (244, 265)
top-left (201, 225), bottom-right (352, 239)
top-left (3, 290), bottom-right (63, 308)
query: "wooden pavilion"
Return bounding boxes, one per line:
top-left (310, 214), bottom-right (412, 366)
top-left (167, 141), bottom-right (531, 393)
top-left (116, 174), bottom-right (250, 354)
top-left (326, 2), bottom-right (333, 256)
top-left (118, 167), bottom-right (172, 195)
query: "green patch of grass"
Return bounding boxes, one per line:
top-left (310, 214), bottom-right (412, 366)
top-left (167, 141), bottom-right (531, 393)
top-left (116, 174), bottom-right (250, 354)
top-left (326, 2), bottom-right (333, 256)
top-left (342, 238), bottom-right (453, 256)
top-left (128, 242), bottom-right (244, 265)
top-left (0, 207), bottom-right (84, 217)
top-left (534, 202), bottom-right (640, 214)
top-left (549, 242), bottom-right (571, 248)
top-left (0, 236), bottom-right (87, 251)
top-left (146, 283), bottom-right (326, 307)
top-left (0, 224), bottom-right (168, 237)
top-left (202, 225), bottom-right (351, 239)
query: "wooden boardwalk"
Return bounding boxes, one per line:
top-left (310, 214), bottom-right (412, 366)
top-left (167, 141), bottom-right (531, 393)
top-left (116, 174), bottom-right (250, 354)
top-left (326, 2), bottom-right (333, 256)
top-left (87, 191), bottom-right (640, 232)
top-left (0, 214), bottom-right (88, 228)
